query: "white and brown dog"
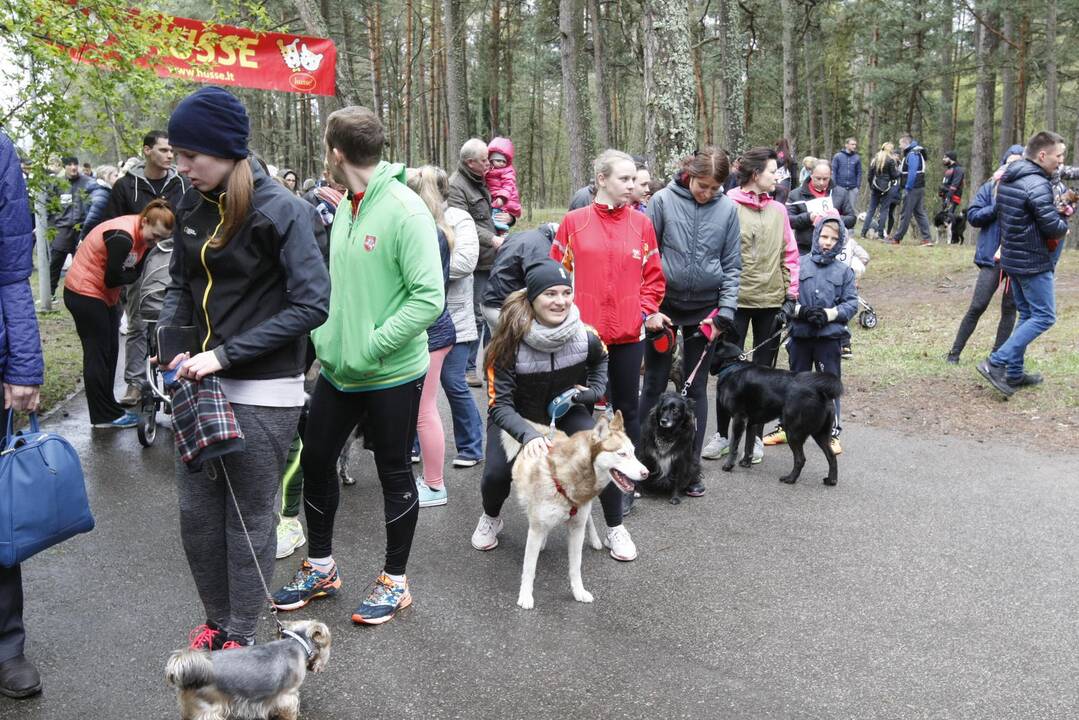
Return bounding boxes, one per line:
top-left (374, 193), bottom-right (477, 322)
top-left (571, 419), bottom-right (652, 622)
top-left (165, 619), bottom-right (331, 720)
top-left (503, 411), bottom-right (648, 609)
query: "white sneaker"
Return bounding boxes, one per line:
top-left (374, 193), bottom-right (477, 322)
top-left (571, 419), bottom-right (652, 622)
top-left (604, 524), bottom-right (638, 562)
top-left (752, 436), bottom-right (764, 464)
top-left (471, 514), bottom-right (503, 551)
top-left (701, 432), bottom-right (730, 460)
top-left (276, 516), bottom-right (306, 559)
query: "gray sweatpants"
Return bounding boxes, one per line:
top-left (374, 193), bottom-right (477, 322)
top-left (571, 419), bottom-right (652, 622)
top-left (123, 289), bottom-right (146, 386)
top-left (893, 186), bottom-right (932, 242)
top-left (177, 403), bottom-right (299, 642)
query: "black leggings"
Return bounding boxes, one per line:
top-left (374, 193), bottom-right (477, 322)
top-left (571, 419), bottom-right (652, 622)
top-left (64, 287), bottom-right (124, 425)
top-left (716, 307), bottom-right (781, 440)
top-left (949, 266), bottom-right (1017, 358)
top-left (301, 374), bottom-right (423, 575)
top-left (639, 325), bottom-right (713, 455)
top-left (481, 405), bottom-right (625, 527)
top-left (607, 341), bottom-right (644, 445)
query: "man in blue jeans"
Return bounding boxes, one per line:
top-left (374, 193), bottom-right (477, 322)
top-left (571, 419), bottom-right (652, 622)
top-left (977, 131), bottom-right (1070, 397)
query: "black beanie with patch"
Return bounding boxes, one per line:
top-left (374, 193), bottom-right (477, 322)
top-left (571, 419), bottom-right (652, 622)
top-left (525, 259), bottom-right (572, 303)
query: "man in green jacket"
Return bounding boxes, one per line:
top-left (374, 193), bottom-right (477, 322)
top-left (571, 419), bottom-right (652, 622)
top-left (272, 106), bottom-right (444, 626)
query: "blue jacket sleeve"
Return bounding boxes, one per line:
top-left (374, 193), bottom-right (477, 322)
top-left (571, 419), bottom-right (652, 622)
top-left (0, 280), bottom-right (44, 386)
top-left (834, 266), bottom-right (859, 324)
top-left (1029, 180), bottom-right (1070, 241)
top-left (78, 184), bottom-right (111, 242)
top-left (966, 181), bottom-right (996, 228)
top-left (905, 153), bottom-right (920, 191)
top-left (854, 156), bottom-right (863, 189)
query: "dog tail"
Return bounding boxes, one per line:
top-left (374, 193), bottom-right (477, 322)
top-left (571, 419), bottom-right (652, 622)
top-left (165, 648), bottom-right (214, 690)
top-left (801, 372), bottom-right (844, 400)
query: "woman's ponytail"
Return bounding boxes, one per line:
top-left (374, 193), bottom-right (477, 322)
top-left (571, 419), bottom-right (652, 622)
top-left (211, 158), bottom-right (254, 249)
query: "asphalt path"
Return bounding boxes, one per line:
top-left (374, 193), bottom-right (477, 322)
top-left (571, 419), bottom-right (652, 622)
top-left (3, 381), bottom-right (1077, 720)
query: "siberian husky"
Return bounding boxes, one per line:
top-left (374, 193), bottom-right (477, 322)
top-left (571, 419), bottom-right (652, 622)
top-left (502, 411), bottom-right (649, 609)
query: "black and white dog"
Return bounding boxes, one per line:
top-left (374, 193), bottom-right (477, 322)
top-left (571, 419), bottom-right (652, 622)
top-left (637, 392), bottom-right (700, 504)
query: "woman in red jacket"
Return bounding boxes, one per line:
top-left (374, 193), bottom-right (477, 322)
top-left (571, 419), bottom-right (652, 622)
top-left (64, 199), bottom-right (174, 428)
top-left (551, 149), bottom-right (667, 446)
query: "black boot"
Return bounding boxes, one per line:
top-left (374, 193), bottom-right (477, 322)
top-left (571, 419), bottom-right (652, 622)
top-left (976, 359), bottom-right (1015, 397)
top-left (0, 654), bottom-right (42, 698)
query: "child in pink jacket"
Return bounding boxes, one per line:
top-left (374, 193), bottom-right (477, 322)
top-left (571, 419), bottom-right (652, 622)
top-left (486, 136), bottom-right (521, 234)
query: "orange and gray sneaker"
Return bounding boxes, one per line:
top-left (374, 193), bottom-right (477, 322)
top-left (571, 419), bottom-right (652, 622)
top-left (272, 559), bottom-right (342, 611)
top-left (763, 426), bottom-right (787, 446)
top-left (351, 573), bottom-right (412, 625)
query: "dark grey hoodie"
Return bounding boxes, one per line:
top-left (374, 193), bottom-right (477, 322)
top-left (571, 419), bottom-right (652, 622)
top-left (102, 161), bottom-right (189, 221)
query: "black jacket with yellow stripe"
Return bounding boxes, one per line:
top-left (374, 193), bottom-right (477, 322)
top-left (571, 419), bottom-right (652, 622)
top-left (158, 159), bottom-right (329, 380)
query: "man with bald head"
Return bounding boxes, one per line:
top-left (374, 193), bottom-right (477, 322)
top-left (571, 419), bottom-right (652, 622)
top-left (785, 160), bottom-right (856, 254)
top-left (449, 138), bottom-right (512, 389)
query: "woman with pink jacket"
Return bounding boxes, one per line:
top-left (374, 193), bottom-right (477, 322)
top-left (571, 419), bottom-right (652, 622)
top-left (701, 146), bottom-right (800, 463)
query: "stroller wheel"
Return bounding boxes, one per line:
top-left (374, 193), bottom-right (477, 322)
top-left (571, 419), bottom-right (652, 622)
top-left (137, 400), bottom-right (158, 447)
top-left (859, 309), bottom-right (878, 329)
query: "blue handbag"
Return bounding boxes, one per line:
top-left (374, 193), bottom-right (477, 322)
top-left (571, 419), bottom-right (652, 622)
top-left (0, 410), bottom-right (94, 567)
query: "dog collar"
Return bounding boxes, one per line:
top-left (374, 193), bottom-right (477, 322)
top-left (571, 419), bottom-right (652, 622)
top-left (715, 361), bottom-right (751, 384)
top-left (549, 462), bottom-right (578, 517)
top-left (281, 628), bottom-right (314, 660)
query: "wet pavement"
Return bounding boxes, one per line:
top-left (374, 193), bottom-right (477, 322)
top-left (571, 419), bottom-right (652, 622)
top-left (3, 382), bottom-right (1078, 719)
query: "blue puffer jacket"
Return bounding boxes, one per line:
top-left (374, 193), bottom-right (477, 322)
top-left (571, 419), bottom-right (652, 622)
top-left (0, 131), bottom-right (45, 387)
top-left (831, 150), bottom-right (863, 191)
top-left (426, 228), bottom-right (457, 352)
top-left (967, 145), bottom-right (1025, 269)
top-left (996, 159), bottom-right (1070, 276)
top-left (789, 218), bottom-right (858, 341)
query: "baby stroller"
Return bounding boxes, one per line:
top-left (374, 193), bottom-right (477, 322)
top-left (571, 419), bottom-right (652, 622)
top-left (134, 240), bottom-right (174, 447)
top-left (857, 295), bottom-right (878, 329)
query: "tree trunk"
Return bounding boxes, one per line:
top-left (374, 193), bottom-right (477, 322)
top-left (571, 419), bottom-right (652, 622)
top-left (443, 0), bottom-right (469, 154)
top-left (559, 0), bottom-right (595, 190)
top-left (779, 0), bottom-right (796, 143)
top-left (294, 0), bottom-right (356, 106)
top-left (404, 0), bottom-right (413, 165)
top-left (367, 1), bottom-right (384, 120)
top-left (1000, 9), bottom-right (1017, 146)
top-left (938, 17), bottom-right (956, 152)
top-left (805, 36), bottom-right (817, 156)
top-left (865, 25), bottom-right (879, 157)
top-left (1015, 15), bottom-right (1029, 143)
top-left (969, 9), bottom-right (998, 187)
top-left (590, 0), bottom-right (611, 148)
top-left (488, 0), bottom-right (501, 134)
top-left (643, 0), bottom-right (696, 178)
top-left (716, 0), bottom-right (744, 153)
top-left (1045, 0), bottom-right (1057, 131)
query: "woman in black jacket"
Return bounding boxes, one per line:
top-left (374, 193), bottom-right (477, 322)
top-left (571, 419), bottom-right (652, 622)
top-left (863, 143), bottom-right (900, 238)
top-left (157, 86), bottom-right (330, 650)
top-left (469, 261), bottom-right (638, 562)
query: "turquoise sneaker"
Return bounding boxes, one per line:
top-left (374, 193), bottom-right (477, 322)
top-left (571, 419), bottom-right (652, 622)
top-left (351, 573), bottom-right (411, 625)
top-left (416, 477), bottom-right (447, 507)
top-left (272, 560), bottom-right (341, 611)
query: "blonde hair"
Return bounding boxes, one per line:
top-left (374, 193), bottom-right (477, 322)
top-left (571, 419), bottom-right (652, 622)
top-left (593, 149), bottom-right (635, 183)
top-left (873, 142), bottom-right (894, 173)
top-left (406, 165), bottom-right (455, 253)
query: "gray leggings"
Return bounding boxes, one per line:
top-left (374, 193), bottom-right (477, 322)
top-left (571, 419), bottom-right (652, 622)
top-left (177, 403), bottom-right (299, 642)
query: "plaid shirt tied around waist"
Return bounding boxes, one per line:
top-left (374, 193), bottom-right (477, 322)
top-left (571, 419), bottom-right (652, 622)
top-left (170, 376), bottom-right (245, 471)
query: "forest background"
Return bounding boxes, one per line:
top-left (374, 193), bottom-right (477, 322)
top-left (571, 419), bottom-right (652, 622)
top-left (3, 0), bottom-right (1078, 214)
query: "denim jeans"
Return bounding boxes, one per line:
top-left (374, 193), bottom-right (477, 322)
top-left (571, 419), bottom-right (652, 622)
top-left (440, 342), bottom-right (484, 460)
top-left (861, 190), bottom-right (885, 236)
top-left (466, 270), bottom-right (491, 374)
top-left (989, 271), bottom-right (1055, 379)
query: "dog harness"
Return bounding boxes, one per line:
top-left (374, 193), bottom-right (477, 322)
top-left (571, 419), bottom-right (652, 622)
top-left (548, 461), bottom-right (578, 517)
top-left (280, 628), bottom-right (315, 661)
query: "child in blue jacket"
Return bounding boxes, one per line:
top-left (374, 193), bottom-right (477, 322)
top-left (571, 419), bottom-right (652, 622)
top-left (787, 214), bottom-right (859, 454)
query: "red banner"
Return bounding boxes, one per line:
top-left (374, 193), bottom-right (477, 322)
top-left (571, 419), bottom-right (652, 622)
top-left (72, 12), bottom-right (337, 96)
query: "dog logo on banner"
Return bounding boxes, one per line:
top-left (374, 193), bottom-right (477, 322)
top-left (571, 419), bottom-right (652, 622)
top-left (277, 38), bottom-right (323, 91)
top-left (364, 234), bottom-right (377, 252)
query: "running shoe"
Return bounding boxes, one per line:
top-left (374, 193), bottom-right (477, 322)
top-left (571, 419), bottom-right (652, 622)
top-left (471, 514), bottom-right (503, 550)
top-left (276, 515), bottom-right (306, 559)
top-left (452, 456), bottom-right (481, 468)
top-left (351, 573), bottom-right (412, 625)
top-left (751, 437), bottom-right (764, 464)
top-left (272, 560), bottom-right (341, 611)
top-left (92, 411), bottom-right (138, 429)
top-left (416, 477), bottom-right (448, 507)
top-left (604, 525), bottom-right (638, 562)
top-left (188, 623), bottom-right (225, 651)
top-left (763, 427), bottom-right (787, 446)
top-left (840, 345), bottom-right (853, 360)
top-left (701, 432), bottom-right (729, 459)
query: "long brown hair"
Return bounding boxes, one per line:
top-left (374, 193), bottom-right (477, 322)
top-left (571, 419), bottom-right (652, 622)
top-left (211, 159), bottom-right (254, 249)
top-left (680, 146), bottom-right (730, 184)
top-left (484, 289), bottom-right (534, 372)
top-left (407, 165), bottom-right (455, 253)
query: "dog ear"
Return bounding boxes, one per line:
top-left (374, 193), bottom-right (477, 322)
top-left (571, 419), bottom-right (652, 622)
top-left (609, 410), bottom-right (625, 432)
top-left (592, 415), bottom-right (610, 440)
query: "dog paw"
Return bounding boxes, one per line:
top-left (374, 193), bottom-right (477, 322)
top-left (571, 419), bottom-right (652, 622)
top-left (779, 474), bottom-right (796, 484)
top-left (573, 589), bottom-right (594, 603)
top-left (589, 538), bottom-right (603, 550)
top-left (517, 594), bottom-right (535, 610)
top-left (721, 461), bottom-right (734, 472)
top-left (669, 497), bottom-right (681, 505)
top-left (823, 476), bottom-right (837, 486)
top-left (738, 457), bottom-right (752, 468)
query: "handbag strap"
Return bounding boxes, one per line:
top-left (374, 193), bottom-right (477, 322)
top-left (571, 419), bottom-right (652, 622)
top-left (4, 409), bottom-right (40, 447)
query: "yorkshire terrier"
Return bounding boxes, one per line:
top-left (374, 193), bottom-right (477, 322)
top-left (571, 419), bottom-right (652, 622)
top-left (165, 619), bottom-right (331, 720)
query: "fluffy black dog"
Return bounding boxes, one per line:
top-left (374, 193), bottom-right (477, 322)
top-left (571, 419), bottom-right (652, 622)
top-left (710, 341), bottom-right (843, 486)
top-left (933, 207), bottom-right (967, 244)
top-left (637, 392), bottom-right (700, 504)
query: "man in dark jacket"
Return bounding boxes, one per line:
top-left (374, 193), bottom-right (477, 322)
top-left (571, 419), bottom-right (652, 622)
top-left (46, 155), bottom-right (94, 296)
top-left (99, 130), bottom-right (190, 406)
top-left (977, 131), bottom-right (1070, 396)
top-left (481, 223), bottom-right (559, 325)
top-left (786, 161), bottom-right (856, 254)
top-left (0, 129), bottom-right (45, 699)
top-left (947, 145), bottom-right (1023, 363)
top-left (449, 138), bottom-right (510, 385)
top-left (937, 151), bottom-right (966, 244)
top-left (831, 138), bottom-right (863, 211)
top-left (887, 134), bottom-right (933, 245)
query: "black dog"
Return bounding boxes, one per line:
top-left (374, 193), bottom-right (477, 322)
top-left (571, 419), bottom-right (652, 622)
top-left (710, 341), bottom-right (843, 486)
top-left (933, 207), bottom-right (967, 245)
top-left (638, 392), bottom-right (700, 504)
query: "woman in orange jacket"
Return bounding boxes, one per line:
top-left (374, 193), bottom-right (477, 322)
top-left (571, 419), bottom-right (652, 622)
top-left (63, 198), bottom-right (174, 428)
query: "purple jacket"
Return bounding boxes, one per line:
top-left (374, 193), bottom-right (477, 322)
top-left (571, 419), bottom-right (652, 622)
top-left (0, 130), bottom-right (45, 387)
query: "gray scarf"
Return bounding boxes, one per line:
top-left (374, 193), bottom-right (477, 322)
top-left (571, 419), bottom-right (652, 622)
top-left (524, 305), bottom-right (582, 353)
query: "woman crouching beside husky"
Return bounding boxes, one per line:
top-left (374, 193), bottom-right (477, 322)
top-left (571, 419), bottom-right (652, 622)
top-left (470, 260), bottom-right (639, 561)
